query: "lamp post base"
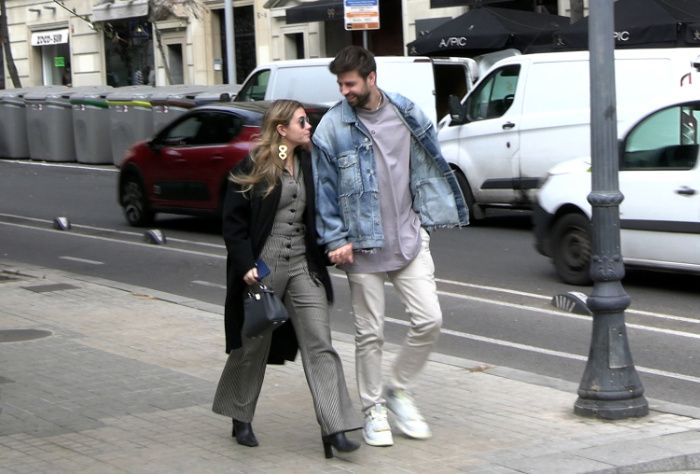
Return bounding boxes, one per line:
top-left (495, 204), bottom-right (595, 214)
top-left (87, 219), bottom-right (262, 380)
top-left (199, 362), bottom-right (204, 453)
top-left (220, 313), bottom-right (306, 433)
top-left (574, 396), bottom-right (649, 420)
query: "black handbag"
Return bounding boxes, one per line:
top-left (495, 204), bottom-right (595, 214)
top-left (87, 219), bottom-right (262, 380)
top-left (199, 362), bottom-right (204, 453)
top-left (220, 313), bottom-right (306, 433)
top-left (242, 282), bottom-right (289, 338)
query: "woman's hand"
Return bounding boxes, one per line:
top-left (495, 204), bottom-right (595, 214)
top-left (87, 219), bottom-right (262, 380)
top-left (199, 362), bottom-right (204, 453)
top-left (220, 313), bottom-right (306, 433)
top-left (243, 267), bottom-right (259, 286)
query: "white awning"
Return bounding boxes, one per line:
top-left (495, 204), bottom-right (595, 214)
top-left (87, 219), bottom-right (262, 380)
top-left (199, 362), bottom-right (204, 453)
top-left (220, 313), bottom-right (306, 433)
top-left (92, 0), bottom-right (149, 22)
top-left (31, 29), bottom-right (70, 46)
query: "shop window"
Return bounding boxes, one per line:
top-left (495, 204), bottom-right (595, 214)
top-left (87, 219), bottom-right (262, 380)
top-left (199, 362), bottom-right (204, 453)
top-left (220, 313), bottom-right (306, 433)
top-left (103, 18), bottom-right (154, 87)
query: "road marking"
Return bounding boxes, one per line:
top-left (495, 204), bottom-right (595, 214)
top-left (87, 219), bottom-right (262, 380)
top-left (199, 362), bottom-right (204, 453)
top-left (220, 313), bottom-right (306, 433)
top-left (3, 218), bottom-right (698, 338)
top-left (0, 221), bottom-right (226, 260)
top-left (59, 256), bottom-right (104, 265)
top-left (387, 316), bottom-right (700, 385)
top-left (192, 280), bottom-right (226, 289)
top-left (0, 213), bottom-right (226, 250)
top-left (0, 160), bottom-right (118, 172)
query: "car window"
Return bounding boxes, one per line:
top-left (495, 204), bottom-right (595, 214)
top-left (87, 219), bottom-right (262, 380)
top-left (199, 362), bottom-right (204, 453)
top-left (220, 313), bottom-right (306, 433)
top-left (623, 105), bottom-right (700, 170)
top-left (466, 65), bottom-right (520, 121)
top-left (162, 115), bottom-right (204, 146)
top-left (195, 112), bottom-right (244, 145)
top-left (236, 69), bottom-right (270, 101)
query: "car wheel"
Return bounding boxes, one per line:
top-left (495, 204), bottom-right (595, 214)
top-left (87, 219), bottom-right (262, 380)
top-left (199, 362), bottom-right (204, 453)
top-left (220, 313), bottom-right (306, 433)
top-left (121, 175), bottom-right (154, 227)
top-left (552, 213), bottom-right (592, 285)
top-left (454, 170), bottom-right (483, 223)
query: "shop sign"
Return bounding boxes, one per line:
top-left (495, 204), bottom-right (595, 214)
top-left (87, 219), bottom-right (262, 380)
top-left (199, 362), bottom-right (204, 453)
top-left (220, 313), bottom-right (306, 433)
top-left (31, 29), bottom-right (70, 46)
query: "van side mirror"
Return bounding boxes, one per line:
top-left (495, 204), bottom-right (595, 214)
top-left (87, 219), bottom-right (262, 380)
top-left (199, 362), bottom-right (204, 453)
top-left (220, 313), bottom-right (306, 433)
top-left (448, 95), bottom-right (467, 125)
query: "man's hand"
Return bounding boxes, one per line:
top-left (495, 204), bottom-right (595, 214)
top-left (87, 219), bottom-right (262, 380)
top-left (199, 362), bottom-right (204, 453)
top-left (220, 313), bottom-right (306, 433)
top-left (328, 243), bottom-right (354, 265)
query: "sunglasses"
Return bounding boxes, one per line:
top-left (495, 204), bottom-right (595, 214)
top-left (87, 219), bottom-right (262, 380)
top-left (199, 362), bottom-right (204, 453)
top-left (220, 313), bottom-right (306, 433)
top-left (297, 116), bottom-right (310, 128)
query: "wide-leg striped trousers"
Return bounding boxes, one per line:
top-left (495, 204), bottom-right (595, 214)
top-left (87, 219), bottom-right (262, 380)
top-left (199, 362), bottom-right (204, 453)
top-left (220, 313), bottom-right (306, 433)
top-left (212, 233), bottom-right (362, 436)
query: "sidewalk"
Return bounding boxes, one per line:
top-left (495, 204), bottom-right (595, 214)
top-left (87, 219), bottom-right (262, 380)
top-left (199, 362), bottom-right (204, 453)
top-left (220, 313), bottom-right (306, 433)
top-left (2, 260), bottom-right (700, 474)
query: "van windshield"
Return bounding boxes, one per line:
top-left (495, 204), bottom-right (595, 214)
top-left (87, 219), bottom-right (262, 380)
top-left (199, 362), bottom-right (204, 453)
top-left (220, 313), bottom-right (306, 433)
top-left (236, 69), bottom-right (271, 102)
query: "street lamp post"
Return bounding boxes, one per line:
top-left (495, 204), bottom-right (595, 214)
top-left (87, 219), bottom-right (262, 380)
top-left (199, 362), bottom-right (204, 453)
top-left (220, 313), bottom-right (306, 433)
top-left (573, 0), bottom-right (649, 420)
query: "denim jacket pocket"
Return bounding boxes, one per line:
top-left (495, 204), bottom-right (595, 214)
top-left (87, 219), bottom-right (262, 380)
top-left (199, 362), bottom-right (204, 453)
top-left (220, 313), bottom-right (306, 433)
top-left (414, 177), bottom-right (459, 226)
top-left (337, 151), bottom-right (361, 197)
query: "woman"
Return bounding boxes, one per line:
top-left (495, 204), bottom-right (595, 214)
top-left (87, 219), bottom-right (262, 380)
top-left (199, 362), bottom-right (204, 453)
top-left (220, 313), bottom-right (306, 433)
top-left (212, 100), bottom-right (362, 458)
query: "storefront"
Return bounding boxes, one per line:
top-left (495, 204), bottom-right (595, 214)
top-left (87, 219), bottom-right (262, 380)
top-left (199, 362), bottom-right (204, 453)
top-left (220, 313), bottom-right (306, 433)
top-left (31, 28), bottom-right (72, 86)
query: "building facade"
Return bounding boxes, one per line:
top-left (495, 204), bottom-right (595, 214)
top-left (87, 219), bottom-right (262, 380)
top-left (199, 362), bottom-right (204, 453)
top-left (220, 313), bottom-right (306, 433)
top-left (1, 0), bottom-right (572, 88)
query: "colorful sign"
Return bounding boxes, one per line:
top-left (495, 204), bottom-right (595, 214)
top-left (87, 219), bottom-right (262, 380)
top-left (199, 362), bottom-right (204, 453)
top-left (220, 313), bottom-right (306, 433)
top-left (344, 0), bottom-right (380, 31)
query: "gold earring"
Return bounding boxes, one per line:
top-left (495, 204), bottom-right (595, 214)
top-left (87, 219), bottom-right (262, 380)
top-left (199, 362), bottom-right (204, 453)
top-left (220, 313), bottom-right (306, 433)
top-left (278, 144), bottom-right (288, 160)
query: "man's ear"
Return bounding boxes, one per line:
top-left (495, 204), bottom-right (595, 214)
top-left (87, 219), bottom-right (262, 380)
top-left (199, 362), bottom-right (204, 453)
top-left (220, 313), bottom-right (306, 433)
top-left (367, 71), bottom-right (377, 87)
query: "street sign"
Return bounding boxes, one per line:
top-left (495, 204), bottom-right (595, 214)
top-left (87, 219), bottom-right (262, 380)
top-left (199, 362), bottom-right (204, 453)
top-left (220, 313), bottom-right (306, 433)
top-left (344, 0), bottom-right (380, 31)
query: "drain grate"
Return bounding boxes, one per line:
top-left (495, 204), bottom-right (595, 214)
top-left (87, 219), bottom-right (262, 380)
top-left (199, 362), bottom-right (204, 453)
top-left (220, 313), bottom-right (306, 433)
top-left (0, 329), bottom-right (53, 343)
top-left (22, 283), bottom-right (79, 293)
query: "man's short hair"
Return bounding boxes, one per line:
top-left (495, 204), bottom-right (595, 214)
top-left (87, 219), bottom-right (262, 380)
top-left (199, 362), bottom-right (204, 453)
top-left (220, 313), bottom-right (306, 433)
top-left (329, 45), bottom-right (376, 78)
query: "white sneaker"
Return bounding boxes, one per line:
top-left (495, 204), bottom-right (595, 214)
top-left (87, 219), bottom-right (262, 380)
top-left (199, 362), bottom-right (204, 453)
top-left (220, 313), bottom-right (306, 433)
top-left (385, 388), bottom-right (432, 439)
top-left (362, 403), bottom-right (394, 447)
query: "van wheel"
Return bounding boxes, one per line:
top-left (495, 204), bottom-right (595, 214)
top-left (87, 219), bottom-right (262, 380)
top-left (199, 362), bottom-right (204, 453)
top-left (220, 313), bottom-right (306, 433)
top-left (121, 175), bottom-right (154, 227)
top-left (454, 170), bottom-right (483, 223)
top-left (552, 213), bottom-right (592, 285)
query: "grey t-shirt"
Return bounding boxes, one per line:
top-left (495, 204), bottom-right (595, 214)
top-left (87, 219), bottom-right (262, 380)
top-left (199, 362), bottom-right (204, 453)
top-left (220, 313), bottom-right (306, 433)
top-left (341, 94), bottom-right (421, 274)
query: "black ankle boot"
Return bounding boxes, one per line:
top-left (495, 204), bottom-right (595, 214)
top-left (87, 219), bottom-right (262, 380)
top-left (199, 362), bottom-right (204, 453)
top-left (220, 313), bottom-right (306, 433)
top-left (232, 419), bottom-right (258, 447)
top-left (321, 431), bottom-right (360, 459)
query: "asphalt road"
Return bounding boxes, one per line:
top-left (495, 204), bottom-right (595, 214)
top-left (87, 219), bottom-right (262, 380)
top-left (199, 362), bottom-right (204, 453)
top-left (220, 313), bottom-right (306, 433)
top-left (2, 159), bottom-right (700, 410)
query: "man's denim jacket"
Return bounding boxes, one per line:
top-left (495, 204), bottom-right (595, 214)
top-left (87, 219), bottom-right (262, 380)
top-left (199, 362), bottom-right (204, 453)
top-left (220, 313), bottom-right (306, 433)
top-left (312, 90), bottom-right (469, 252)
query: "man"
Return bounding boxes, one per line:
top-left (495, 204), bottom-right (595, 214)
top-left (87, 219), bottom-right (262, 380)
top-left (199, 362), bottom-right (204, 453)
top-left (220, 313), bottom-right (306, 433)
top-left (312, 45), bottom-right (468, 447)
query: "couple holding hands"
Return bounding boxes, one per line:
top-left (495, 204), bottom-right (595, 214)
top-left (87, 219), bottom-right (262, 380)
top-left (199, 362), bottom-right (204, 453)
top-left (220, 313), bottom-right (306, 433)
top-left (212, 45), bottom-right (469, 458)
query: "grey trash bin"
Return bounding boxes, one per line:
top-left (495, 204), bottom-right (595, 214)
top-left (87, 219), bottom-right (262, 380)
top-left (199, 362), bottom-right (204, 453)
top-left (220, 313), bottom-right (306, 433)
top-left (0, 88), bottom-right (34, 159)
top-left (194, 84), bottom-right (242, 106)
top-left (151, 85), bottom-right (210, 134)
top-left (71, 87), bottom-right (114, 164)
top-left (24, 86), bottom-right (71, 161)
top-left (107, 86), bottom-right (155, 166)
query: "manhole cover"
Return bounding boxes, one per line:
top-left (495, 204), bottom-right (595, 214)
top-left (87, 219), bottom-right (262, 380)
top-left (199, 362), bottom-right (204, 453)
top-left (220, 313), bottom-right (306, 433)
top-left (0, 329), bottom-right (53, 343)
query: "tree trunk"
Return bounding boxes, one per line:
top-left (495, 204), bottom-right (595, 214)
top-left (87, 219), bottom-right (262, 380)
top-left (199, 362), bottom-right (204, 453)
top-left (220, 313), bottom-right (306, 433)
top-left (153, 25), bottom-right (173, 85)
top-left (0, 0), bottom-right (21, 87)
top-left (569, 0), bottom-right (585, 23)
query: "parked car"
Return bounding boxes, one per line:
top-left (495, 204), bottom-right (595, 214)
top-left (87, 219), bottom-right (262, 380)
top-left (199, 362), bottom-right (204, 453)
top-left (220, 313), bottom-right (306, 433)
top-left (534, 98), bottom-right (700, 285)
top-left (118, 101), bottom-right (328, 226)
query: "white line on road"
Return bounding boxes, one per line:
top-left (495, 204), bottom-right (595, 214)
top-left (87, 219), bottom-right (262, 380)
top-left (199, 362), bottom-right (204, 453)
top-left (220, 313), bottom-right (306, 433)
top-left (0, 220), bottom-right (227, 260)
top-left (4, 218), bottom-right (698, 340)
top-left (59, 256), bottom-right (104, 265)
top-left (192, 280), bottom-right (226, 289)
top-left (0, 160), bottom-right (118, 172)
top-left (0, 213), bottom-right (226, 249)
top-left (387, 317), bottom-right (700, 385)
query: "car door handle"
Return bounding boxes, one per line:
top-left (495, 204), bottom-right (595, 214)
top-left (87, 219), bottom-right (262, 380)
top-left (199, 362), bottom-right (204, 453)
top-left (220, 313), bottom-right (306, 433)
top-left (675, 186), bottom-right (696, 196)
top-left (502, 122), bottom-right (515, 130)
top-left (211, 155), bottom-right (224, 161)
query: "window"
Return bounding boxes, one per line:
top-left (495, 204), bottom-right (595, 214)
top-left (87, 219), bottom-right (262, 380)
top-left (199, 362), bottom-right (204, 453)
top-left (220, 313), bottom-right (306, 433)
top-left (197, 112), bottom-right (243, 144)
top-left (622, 105), bottom-right (700, 171)
top-left (466, 65), bottom-right (520, 121)
top-left (161, 115), bottom-right (205, 146)
top-left (236, 69), bottom-right (270, 101)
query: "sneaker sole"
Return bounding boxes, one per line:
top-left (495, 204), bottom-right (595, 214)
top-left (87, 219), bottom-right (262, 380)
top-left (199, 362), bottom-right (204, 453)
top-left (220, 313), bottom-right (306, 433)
top-left (362, 431), bottom-right (394, 447)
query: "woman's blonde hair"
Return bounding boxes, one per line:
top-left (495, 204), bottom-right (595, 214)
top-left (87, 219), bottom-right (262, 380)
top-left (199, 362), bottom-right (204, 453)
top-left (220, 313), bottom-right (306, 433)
top-left (230, 99), bottom-right (304, 196)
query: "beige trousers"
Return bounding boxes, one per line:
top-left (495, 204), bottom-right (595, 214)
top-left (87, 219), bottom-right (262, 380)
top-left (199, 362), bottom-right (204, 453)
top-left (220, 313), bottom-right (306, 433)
top-left (346, 228), bottom-right (443, 412)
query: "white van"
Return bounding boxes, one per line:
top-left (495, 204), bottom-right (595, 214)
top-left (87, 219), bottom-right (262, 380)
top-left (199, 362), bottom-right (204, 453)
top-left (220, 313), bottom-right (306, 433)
top-left (234, 56), bottom-right (477, 125)
top-left (439, 48), bottom-right (700, 219)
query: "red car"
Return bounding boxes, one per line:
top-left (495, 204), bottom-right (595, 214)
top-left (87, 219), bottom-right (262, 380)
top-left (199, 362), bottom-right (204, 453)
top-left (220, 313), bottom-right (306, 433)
top-left (118, 101), bottom-right (327, 226)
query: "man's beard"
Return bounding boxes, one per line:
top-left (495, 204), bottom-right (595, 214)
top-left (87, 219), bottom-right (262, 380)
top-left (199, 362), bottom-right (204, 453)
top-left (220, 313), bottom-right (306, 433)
top-left (349, 90), bottom-right (371, 109)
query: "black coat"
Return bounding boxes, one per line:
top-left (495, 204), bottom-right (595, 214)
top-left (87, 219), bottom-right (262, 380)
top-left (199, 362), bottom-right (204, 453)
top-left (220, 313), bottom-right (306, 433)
top-left (222, 150), bottom-right (333, 363)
